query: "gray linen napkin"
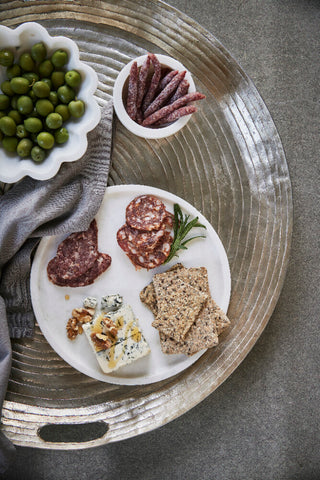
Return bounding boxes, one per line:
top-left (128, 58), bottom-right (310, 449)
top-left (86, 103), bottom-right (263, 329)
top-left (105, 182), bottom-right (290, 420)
top-left (0, 99), bottom-right (114, 473)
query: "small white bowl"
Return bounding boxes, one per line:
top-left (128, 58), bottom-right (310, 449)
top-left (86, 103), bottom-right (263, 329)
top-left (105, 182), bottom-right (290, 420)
top-left (113, 54), bottom-right (196, 139)
top-left (0, 22), bottom-right (101, 183)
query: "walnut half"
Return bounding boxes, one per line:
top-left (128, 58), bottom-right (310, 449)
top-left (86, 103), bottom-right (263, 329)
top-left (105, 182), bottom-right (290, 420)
top-left (66, 307), bottom-right (95, 340)
top-left (90, 332), bottom-right (112, 351)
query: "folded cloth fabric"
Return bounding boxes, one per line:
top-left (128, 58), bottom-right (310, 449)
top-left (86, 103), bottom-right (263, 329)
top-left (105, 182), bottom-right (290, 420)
top-left (0, 99), bottom-right (114, 473)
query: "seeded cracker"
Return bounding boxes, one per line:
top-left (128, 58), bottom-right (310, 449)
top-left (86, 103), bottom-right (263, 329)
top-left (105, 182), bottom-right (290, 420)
top-left (140, 264), bottom-right (230, 355)
top-left (152, 274), bottom-right (208, 342)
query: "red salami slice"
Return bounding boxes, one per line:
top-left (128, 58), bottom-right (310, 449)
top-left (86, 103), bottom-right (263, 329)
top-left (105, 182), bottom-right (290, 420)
top-left (47, 220), bottom-right (98, 282)
top-left (127, 231), bottom-right (173, 270)
top-left (47, 219), bottom-right (112, 287)
top-left (49, 253), bottom-right (112, 287)
top-left (126, 195), bottom-right (167, 231)
top-left (117, 224), bottom-right (167, 255)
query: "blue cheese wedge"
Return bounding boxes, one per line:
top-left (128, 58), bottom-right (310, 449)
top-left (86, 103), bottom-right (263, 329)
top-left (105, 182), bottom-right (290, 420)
top-left (83, 304), bottom-right (150, 373)
top-left (101, 294), bottom-right (123, 312)
top-left (83, 296), bottom-right (98, 310)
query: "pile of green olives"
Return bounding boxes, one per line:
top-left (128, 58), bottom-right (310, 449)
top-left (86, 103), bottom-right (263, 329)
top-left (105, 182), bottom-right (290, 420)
top-left (0, 42), bottom-right (85, 163)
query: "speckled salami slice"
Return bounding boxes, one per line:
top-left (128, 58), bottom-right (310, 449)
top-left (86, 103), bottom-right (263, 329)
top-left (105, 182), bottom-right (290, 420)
top-left (127, 231), bottom-right (173, 270)
top-left (47, 220), bottom-right (99, 283)
top-left (117, 224), bottom-right (167, 255)
top-left (126, 195), bottom-right (167, 231)
top-left (50, 253), bottom-right (112, 288)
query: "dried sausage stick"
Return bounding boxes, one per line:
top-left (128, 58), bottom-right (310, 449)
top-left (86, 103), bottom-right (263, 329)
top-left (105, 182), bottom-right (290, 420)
top-left (159, 69), bottom-right (178, 90)
top-left (142, 53), bottom-right (162, 112)
top-left (126, 61), bottom-right (139, 121)
top-left (142, 91), bottom-right (205, 126)
top-left (137, 55), bottom-right (151, 108)
top-left (155, 105), bottom-right (197, 126)
top-left (143, 70), bottom-right (187, 118)
top-left (168, 78), bottom-right (190, 104)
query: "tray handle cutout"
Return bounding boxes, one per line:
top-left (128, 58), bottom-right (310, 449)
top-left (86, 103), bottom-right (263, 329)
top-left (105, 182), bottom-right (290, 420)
top-left (38, 421), bottom-right (109, 444)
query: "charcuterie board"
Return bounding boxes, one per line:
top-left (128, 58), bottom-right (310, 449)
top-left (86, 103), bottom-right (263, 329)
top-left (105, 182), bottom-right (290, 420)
top-left (1, 0), bottom-right (292, 450)
top-left (30, 185), bottom-right (231, 385)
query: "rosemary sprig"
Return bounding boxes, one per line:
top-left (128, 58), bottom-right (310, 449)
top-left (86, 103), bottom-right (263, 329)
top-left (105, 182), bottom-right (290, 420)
top-left (165, 203), bottom-right (206, 263)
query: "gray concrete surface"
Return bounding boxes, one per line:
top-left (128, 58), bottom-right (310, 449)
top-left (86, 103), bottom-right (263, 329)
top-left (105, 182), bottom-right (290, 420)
top-left (2, 0), bottom-right (320, 478)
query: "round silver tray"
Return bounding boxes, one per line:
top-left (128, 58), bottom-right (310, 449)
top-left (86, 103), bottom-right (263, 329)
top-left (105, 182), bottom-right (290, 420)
top-left (0, 0), bottom-right (292, 449)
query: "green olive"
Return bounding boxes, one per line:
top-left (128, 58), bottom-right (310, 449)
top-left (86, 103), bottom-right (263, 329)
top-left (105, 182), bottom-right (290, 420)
top-left (32, 80), bottom-right (50, 98)
top-left (10, 95), bottom-right (19, 110)
top-left (51, 70), bottom-right (65, 90)
top-left (16, 124), bottom-right (29, 139)
top-left (37, 131), bottom-right (54, 149)
top-left (31, 145), bottom-right (46, 163)
top-left (51, 49), bottom-right (68, 68)
top-left (0, 116), bottom-right (16, 136)
top-left (2, 136), bottom-right (18, 152)
top-left (22, 72), bottom-right (39, 86)
top-left (54, 126), bottom-right (69, 144)
top-left (54, 104), bottom-right (70, 122)
top-left (19, 52), bottom-right (36, 72)
top-left (57, 85), bottom-right (75, 104)
top-left (17, 138), bottom-right (33, 157)
top-left (6, 64), bottom-right (21, 80)
top-left (0, 94), bottom-right (10, 111)
top-left (35, 99), bottom-right (54, 117)
top-left (38, 59), bottom-right (54, 78)
top-left (0, 49), bottom-right (14, 67)
top-left (45, 112), bottom-right (63, 130)
top-left (49, 91), bottom-right (58, 106)
top-left (24, 117), bottom-right (43, 133)
top-left (8, 110), bottom-right (22, 125)
top-left (17, 95), bottom-right (33, 115)
top-left (68, 99), bottom-right (85, 118)
top-left (1, 80), bottom-right (14, 96)
top-left (10, 76), bottom-right (30, 94)
top-left (31, 42), bottom-right (47, 63)
top-left (65, 70), bottom-right (81, 89)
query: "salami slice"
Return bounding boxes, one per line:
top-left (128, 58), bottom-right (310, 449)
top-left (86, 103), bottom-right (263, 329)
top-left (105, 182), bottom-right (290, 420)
top-left (47, 219), bottom-right (112, 287)
top-left (126, 195), bottom-right (167, 231)
top-left (47, 220), bottom-right (98, 282)
top-left (49, 253), bottom-right (112, 287)
top-left (117, 224), bottom-right (167, 255)
top-left (127, 231), bottom-right (173, 270)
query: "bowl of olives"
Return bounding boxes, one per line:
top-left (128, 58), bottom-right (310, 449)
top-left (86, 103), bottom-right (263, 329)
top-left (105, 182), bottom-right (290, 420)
top-left (0, 22), bottom-right (101, 183)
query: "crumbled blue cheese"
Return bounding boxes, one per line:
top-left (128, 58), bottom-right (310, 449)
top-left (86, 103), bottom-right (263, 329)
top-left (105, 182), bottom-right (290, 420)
top-left (83, 304), bottom-right (150, 374)
top-left (101, 294), bottom-right (123, 312)
top-left (83, 296), bottom-right (98, 310)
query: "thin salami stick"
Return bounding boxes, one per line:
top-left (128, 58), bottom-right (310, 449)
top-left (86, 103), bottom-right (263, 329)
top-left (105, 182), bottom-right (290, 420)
top-left (143, 70), bottom-right (187, 118)
top-left (155, 105), bottom-right (197, 126)
top-left (168, 78), bottom-right (189, 105)
top-left (142, 91), bottom-right (205, 126)
top-left (142, 53), bottom-right (161, 112)
top-left (159, 69), bottom-right (178, 90)
top-left (137, 55), bottom-right (151, 108)
top-left (126, 61), bottom-right (139, 121)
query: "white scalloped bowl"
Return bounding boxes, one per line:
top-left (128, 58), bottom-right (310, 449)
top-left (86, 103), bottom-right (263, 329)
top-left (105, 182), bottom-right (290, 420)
top-left (113, 54), bottom-right (196, 139)
top-left (0, 22), bottom-right (101, 183)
